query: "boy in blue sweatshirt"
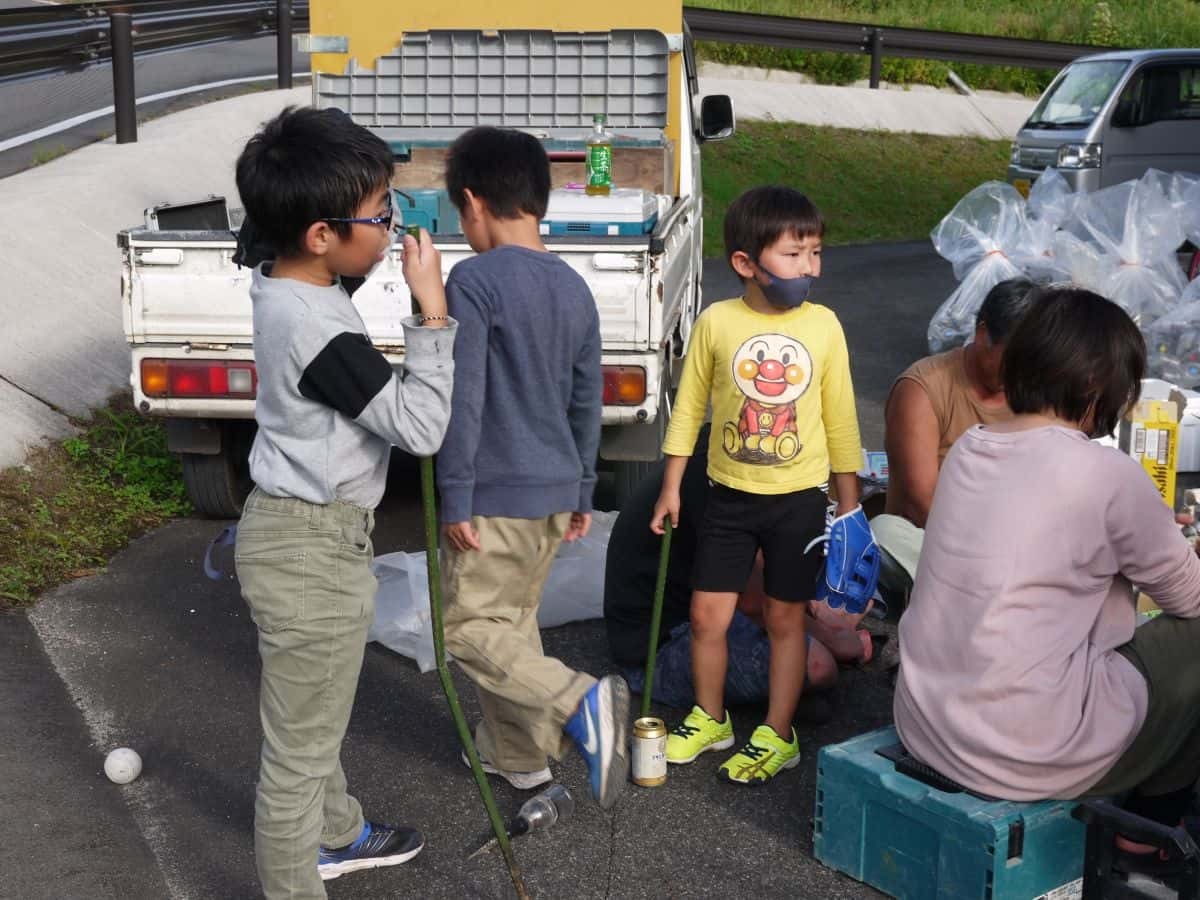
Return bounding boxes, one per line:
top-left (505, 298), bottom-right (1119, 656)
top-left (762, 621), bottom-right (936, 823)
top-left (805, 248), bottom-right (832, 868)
top-left (436, 127), bottom-right (629, 809)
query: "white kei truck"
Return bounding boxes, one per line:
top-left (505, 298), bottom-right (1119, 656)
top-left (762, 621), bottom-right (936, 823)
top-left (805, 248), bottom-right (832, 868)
top-left (118, 0), bottom-right (735, 516)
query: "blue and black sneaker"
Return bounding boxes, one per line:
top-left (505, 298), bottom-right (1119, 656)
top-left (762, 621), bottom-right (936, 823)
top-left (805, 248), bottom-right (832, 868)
top-left (317, 821), bottom-right (424, 881)
top-left (563, 674), bottom-right (630, 810)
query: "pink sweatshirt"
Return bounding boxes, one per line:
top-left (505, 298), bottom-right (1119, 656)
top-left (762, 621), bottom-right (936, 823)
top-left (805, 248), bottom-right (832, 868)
top-left (894, 425), bottom-right (1200, 800)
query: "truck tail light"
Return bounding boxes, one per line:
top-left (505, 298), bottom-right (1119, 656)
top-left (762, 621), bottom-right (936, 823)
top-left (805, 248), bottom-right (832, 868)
top-left (140, 359), bottom-right (257, 399)
top-left (602, 366), bottom-right (646, 406)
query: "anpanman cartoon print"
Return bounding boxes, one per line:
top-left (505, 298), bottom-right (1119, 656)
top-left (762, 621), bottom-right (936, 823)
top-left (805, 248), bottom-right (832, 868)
top-left (723, 333), bottom-right (813, 465)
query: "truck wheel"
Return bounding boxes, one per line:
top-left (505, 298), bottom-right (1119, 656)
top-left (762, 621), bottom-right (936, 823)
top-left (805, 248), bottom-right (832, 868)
top-left (181, 422), bottom-right (254, 518)
top-left (611, 459), bottom-right (658, 511)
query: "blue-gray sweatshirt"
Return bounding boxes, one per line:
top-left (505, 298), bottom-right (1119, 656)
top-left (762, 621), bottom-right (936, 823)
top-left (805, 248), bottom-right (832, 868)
top-left (437, 245), bottom-right (602, 523)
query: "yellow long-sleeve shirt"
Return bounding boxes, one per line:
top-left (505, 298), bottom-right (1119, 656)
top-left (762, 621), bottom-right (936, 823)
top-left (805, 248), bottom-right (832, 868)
top-left (663, 297), bottom-right (862, 495)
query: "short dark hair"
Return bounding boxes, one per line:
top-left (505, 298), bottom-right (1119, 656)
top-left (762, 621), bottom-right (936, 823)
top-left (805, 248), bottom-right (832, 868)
top-left (235, 106), bottom-right (393, 257)
top-left (1003, 285), bottom-right (1145, 438)
top-left (977, 277), bottom-right (1036, 343)
top-left (723, 185), bottom-right (824, 266)
top-left (445, 127), bottom-right (550, 220)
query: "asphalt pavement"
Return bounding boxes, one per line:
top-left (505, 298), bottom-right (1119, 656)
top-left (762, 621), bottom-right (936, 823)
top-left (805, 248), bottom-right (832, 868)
top-left (2, 241), bottom-right (956, 900)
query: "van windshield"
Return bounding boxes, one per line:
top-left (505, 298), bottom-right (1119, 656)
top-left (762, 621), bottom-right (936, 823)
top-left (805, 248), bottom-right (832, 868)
top-left (1025, 59), bottom-right (1130, 128)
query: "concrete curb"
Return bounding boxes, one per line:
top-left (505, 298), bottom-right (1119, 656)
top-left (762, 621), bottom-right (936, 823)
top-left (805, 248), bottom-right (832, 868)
top-left (0, 86), bottom-right (310, 469)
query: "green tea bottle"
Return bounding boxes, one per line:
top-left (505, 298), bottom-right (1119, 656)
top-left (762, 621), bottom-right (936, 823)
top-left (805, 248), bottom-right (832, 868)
top-left (586, 113), bottom-right (612, 196)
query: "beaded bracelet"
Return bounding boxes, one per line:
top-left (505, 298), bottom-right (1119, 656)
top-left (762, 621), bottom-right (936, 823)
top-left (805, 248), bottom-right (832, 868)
top-left (420, 314), bottom-right (449, 323)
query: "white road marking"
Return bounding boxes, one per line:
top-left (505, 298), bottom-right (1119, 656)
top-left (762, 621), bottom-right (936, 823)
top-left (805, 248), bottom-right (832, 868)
top-left (0, 72), bottom-right (311, 154)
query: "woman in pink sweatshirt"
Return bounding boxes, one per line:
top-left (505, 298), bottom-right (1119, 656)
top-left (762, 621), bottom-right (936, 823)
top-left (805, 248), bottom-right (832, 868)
top-left (894, 285), bottom-right (1200, 862)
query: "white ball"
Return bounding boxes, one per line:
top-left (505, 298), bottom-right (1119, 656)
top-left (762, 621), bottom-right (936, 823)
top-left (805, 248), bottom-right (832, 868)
top-left (104, 747), bottom-right (142, 784)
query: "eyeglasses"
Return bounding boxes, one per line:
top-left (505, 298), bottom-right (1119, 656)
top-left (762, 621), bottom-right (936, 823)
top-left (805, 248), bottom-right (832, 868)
top-left (321, 193), bottom-right (399, 235)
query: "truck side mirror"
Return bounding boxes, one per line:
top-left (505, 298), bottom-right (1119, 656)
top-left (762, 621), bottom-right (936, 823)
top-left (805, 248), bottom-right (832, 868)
top-left (699, 95), bottom-right (735, 142)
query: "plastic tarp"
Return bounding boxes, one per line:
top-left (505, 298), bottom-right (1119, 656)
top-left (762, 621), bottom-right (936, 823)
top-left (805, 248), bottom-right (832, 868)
top-left (927, 181), bottom-right (1029, 352)
top-left (368, 510), bottom-right (618, 672)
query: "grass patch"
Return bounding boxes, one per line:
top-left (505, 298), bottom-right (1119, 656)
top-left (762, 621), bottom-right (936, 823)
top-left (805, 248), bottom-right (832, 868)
top-left (0, 397), bottom-right (190, 609)
top-left (31, 145), bottom-right (69, 166)
top-left (701, 121), bottom-right (1009, 256)
top-left (693, 0), bottom-right (1200, 94)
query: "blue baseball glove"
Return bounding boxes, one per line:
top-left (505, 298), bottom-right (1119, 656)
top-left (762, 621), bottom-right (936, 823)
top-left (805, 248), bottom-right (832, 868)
top-left (806, 504), bottom-right (881, 616)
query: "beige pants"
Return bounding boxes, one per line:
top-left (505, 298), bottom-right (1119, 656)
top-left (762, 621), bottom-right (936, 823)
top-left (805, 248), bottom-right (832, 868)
top-left (442, 513), bottom-right (595, 772)
top-left (871, 512), bottom-right (924, 601)
top-left (235, 488), bottom-right (377, 900)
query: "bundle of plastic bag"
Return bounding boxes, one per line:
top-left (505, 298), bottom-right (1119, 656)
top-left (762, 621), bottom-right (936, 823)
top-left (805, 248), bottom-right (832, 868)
top-left (1172, 174), bottom-right (1200, 249)
top-left (1068, 170), bottom-right (1187, 328)
top-left (1016, 168), bottom-right (1077, 281)
top-left (1143, 279), bottom-right (1200, 386)
top-left (1052, 228), bottom-right (1110, 294)
top-left (367, 511), bottom-right (619, 671)
top-left (927, 181), bottom-right (1030, 352)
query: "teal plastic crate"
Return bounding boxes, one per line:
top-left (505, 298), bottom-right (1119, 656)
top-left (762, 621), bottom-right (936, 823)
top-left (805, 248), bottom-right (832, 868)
top-left (814, 726), bottom-right (1086, 900)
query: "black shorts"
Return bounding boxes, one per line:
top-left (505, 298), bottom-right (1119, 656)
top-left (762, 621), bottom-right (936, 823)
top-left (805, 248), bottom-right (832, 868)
top-left (691, 482), bottom-right (827, 603)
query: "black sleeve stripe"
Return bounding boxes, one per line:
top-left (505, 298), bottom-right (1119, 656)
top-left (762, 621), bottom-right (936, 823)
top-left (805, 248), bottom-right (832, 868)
top-left (298, 331), bottom-right (393, 419)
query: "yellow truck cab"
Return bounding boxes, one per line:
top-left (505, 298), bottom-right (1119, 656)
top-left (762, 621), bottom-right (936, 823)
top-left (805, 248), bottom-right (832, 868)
top-left (118, 0), bottom-right (734, 515)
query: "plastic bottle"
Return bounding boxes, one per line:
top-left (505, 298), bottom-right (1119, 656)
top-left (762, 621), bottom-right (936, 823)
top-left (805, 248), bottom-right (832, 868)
top-left (585, 113), bottom-right (613, 196)
top-left (510, 783), bottom-right (574, 836)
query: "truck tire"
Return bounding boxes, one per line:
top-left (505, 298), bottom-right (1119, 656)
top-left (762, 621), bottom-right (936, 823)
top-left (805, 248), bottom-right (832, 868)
top-left (181, 421), bottom-right (254, 518)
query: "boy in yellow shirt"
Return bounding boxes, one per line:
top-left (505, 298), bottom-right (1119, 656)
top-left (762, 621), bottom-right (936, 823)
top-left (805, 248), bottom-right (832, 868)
top-left (650, 185), bottom-right (863, 784)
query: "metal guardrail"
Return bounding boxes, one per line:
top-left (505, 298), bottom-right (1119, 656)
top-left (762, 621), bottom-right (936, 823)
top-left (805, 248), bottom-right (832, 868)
top-left (0, 0), bottom-right (307, 143)
top-left (0, 1), bottom-right (308, 83)
top-left (0, 3), bottom-right (1116, 143)
top-left (682, 7), bottom-right (1113, 87)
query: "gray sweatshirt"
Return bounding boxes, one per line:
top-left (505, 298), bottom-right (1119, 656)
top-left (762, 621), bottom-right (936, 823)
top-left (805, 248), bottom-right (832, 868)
top-left (248, 265), bottom-right (456, 509)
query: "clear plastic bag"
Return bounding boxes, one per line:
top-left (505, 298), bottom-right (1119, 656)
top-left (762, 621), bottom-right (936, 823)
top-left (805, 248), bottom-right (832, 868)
top-left (1017, 169), bottom-right (1076, 281)
top-left (1144, 280), bottom-right (1200, 386)
top-left (1069, 170), bottom-right (1187, 328)
top-left (927, 181), bottom-right (1030, 351)
top-left (367, 511), bottom-right (619, 670)
top-left (1173, 174), bottom-right (1200, 248)
top-left (369, 551), bottom-right (437, 672)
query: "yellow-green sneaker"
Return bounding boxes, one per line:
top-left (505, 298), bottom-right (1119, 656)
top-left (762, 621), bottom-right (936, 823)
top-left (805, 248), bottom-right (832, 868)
top-left (717, 724), bottom-right (801, 784)
top-left (665, 705), bottom-right (735, 764)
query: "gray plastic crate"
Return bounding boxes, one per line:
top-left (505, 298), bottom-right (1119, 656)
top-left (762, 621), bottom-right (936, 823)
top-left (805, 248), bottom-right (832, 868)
top-left (315, 30), bottom-right (669, 129)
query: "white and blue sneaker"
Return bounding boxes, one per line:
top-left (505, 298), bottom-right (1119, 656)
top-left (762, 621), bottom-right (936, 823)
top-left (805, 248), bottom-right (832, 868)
top-left (563, 675), bottom-right (630, 810)
top-left (318, 821), bottom-right (424, 881)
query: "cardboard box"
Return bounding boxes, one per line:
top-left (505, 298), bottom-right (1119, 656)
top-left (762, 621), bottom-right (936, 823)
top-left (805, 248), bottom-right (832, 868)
top-left (1119, 381), bottom-right (1186, 616)
top-left (858, 449), bottom-right (889, 482)
top-left (1136, 591), bottom-right (1162, 615)
top-left (1117, 379), bottom-right (1186, 507)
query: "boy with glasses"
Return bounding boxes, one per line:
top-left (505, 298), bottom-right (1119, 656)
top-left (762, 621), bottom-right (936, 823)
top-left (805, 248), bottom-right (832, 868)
top-left (233, 105), bottom-right (456, 899)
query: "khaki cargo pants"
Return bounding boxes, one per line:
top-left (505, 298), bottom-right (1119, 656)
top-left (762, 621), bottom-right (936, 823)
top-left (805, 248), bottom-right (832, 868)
top-left (442, 514), bottom-right (595, 772)
top-left (235, 488), bottom-right (377, 900)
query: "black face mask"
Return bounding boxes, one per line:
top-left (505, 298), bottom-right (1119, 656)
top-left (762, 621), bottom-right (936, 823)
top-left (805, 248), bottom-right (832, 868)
top-left (754, 260), bottom-right (816, 309)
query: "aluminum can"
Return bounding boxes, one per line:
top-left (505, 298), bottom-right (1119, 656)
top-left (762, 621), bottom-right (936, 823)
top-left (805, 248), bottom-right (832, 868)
top-left (631, 716), bottom-right (668, 787)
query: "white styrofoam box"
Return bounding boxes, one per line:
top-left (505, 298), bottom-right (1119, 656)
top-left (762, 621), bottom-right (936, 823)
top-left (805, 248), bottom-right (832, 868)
top-left (1179, 389), bottom-right (1200, 473)
top-left (544, 187), bottom-right (658, 224)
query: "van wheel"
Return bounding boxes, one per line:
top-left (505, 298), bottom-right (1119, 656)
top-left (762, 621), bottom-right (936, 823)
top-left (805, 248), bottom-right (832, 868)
top-left (181, 422), bottom-right (254, 518)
